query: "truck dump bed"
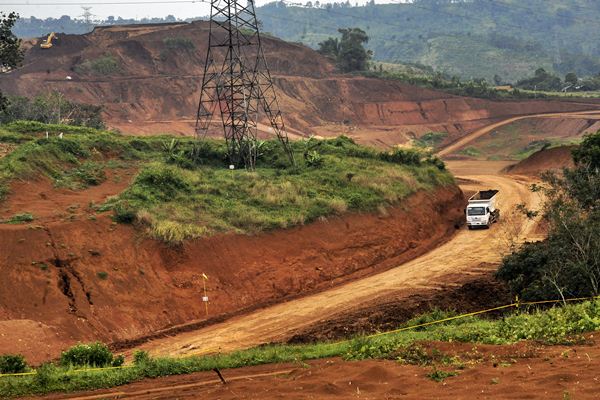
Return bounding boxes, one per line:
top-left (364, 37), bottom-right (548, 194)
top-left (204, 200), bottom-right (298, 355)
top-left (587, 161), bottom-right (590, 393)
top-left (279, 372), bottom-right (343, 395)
top-left (469, 189), bottom-right (499, 201)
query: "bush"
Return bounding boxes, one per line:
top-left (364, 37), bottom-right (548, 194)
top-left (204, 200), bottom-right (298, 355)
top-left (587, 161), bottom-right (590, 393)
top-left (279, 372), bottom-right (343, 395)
top-left (59, 342), bottom-right (117, 367)
top-left (0, 354), bottom-right (28, 374)
top-left (5, 212), bottom-right (34, 224)
top-left (112, 201), bottom-right (137, 224)
top-left (135, 164), bottom-right (193, 200)
top-left (163, 37), bottom-right (195, 50)
top-left (76, 55), bottom-right (121, 76)
top-left (133, 350), bottom-right (151, 365)
top-left (379, 148), bottom-right (422, 165)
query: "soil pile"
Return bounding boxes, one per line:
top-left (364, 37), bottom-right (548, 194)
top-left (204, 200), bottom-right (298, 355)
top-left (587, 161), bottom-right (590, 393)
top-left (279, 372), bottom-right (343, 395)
top-left (0, 22), bottom-right (596, 147)
top-left (506, 145), bottom-right (576, 176)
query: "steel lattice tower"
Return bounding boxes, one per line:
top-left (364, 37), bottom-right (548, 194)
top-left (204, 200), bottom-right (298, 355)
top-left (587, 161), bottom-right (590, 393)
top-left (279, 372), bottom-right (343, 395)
top-left (195, 0), bottom-right (294, 169)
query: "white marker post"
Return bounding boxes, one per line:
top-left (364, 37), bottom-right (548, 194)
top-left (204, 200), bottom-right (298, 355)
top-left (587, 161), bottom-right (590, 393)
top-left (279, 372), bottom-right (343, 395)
top-left (229, 164), bottom-right (235, 178)
top-left (202, 273), bottom-right (209, 317)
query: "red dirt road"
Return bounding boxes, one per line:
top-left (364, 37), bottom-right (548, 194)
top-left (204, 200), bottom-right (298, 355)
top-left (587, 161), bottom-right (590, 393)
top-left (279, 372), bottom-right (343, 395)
top-left (437, 110), bottom-right (600, 157)
top-left (137, 162), bottom-right (542, 358)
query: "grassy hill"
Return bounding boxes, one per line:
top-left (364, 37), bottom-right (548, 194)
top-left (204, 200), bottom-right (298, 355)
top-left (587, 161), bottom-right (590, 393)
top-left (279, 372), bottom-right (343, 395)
top-left (0, 121), bottom-right (452, 242)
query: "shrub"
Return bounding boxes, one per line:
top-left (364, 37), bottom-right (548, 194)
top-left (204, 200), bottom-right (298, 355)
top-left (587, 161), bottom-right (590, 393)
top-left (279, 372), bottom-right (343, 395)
top-left (5, 212), bottom-right (34, 224)
top-left (96, 271), bottom-right (108, 280)
top-left (133, 350), bottom-right (150, 365)
top-left (76, 55), bottom-right (121, 75)
top-left (163, 37), bottom-right (195, 50)
top-left (59, 342), bottom-right (116, 367)
top-left (379, 148), bottom-right (422, 165)
top-left (33, 363), bottom-right (56, 387)
top-left (304, 150), bottom-right (324, 168)
top-left (0, 354), bottom-right (28, 374)
top-left (134, 164), bottom-right (193, 200)
top-left (112, 202), bottom-right (137, 223)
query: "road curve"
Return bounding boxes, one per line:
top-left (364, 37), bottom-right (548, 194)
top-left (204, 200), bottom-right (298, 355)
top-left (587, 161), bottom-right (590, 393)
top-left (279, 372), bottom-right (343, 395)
top-left (140, 168), bottom-right (541, 358)
top-left (437, 110), bottom-right (600, 157)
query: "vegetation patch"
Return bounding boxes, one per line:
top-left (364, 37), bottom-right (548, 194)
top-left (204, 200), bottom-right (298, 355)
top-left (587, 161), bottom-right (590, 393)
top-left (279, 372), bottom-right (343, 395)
top-left (498, 132), bottom-right (600, 302)
top-left (2, 212), bottom-right (34, 224)
top-left (163, 36), bottom-right (195, 50)
top-left (0, 123), bottom-right (451, 242)
top-left (3, 299), bottom-right (600, 397)
top-left (75, 55), bottom-right (121, 76)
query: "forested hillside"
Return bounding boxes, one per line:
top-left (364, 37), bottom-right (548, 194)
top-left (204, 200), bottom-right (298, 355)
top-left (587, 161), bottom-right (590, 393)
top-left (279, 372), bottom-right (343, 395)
top-left (256, 0), bottom-right (600, 82)
top-left (11, 0), bottom-right (600, 82)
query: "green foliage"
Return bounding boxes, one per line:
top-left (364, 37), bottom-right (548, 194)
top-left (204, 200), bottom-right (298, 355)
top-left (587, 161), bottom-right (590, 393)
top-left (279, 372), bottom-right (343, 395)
top-left (5, 299), bottom-right (600, 397)
top-left (59, 343), bottom-right (118, 368)
top-left (498, 131), bottom-right (600, 301)
top-left (0, 354), bottom-right (28, 374)
top-left (0, 93), bottom-right (105, 129)
top-left (0, 12), bottom-right (23, 113)
top-left (0, 12), bottom-right (23, 75)
top-left (379, 148), bottom-right (423, 166)
top-left (0, 122), bottom-right (451, 243)
top-left (427, 367), bottom-right (457, 382)
top-left (163, 36), bottom-right (195, 50)
top-left (258, 1), bottom-right (600, 83)
top-left (415, 132), bottom-right (448, 149)
top-left (76, 55), bottom-right (121, 75)
top-left (3, 212), bottom-right (34, 224)
top-left (516, 68), bottom-right (563, 91)
top-left (96, 271), bottom-right (108, 280)
top-left (318, 27), bottom-right (371, 72)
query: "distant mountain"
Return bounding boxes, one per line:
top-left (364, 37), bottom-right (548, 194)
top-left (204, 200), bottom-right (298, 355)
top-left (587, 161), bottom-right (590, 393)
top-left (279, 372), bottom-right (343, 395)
top-left (256, 0), bottom-right (600, 82)
top-left (11, 0), bottom-right (600, 82)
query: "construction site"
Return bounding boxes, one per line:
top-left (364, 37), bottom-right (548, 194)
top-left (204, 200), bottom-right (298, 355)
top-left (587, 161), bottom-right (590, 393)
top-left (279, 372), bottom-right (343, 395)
top-left (1, 1), bottom-right (600, 398)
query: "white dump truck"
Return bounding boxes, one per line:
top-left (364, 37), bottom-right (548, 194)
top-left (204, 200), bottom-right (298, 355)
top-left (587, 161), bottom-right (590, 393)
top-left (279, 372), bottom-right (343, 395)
top-left (466, 189), bottom-right (500, 229)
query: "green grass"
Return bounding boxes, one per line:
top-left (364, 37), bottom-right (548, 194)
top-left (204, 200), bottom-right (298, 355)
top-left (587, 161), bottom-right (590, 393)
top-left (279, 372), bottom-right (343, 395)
top-left (75, 55), bottom-right (121, 75)
top-left (0, 122), bottom-right (452, 243)
top-left (2, 299), bottom-right (600, 397)
top-left (2, 212), bottom-right (34, 224)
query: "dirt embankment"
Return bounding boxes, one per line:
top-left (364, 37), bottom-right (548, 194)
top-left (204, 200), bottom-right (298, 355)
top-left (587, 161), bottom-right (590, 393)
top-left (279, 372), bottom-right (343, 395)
top-left (505, 145), bottom-right (576, 176)
top-left (0, 184), bottom-right (463, 364)
top-left (42, 338), bottom-right (600, 400)
top-left (1, 22), bottom-right (597, 147)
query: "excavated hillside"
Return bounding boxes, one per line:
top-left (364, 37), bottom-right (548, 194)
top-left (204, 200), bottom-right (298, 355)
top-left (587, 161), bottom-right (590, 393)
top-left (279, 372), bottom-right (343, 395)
top-left (1, 21), bottom-right (598, 147)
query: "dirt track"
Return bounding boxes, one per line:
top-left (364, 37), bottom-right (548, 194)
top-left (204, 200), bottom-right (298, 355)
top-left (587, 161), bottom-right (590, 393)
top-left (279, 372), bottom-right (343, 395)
top-left (138, 161), bottom-right (542, 358)
top-left (438, 109), bottom-right (600, 157)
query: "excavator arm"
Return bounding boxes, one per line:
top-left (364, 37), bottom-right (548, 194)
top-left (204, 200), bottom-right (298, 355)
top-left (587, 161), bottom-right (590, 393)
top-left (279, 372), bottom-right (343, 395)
top-left (40, 32), bottom-right (57, 49)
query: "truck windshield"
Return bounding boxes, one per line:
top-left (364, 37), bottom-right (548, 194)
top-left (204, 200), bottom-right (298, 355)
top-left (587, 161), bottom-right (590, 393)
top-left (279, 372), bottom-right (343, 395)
top-left (468, 207), bottom-right (486, 216)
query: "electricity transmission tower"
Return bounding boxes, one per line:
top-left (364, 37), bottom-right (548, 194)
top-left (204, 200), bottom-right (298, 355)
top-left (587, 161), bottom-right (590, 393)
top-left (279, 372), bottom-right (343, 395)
top-left (195, 0), bottom-right (294, 169)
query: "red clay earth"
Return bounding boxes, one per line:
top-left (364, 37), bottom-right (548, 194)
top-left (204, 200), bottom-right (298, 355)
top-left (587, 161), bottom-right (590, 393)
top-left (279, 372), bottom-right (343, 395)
top-left (1, 22), bottom-right (598, 147)
top-left (0, 184), bottom-right (463, 364)
top-left (38, 338), bottom-right (600, 399)
top-left (504, 145), bottom-right (576, 177)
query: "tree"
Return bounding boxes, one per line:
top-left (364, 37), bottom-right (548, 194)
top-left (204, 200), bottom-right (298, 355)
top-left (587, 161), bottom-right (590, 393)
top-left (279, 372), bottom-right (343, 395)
top-left (0, 12), bottom-right (23, 112)
top-left (336, 27), bottom-right (372, 72)
top-left (317, 37), bottom-right (339, 59)
top-left (497, 132), bottom-right (600, 301)
top-left (565, 72), bottom-right (578, 85)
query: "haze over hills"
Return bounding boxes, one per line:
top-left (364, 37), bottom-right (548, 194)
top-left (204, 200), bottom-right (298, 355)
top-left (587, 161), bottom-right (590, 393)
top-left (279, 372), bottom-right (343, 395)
top-left (11, 0), bottom-right (600, 82)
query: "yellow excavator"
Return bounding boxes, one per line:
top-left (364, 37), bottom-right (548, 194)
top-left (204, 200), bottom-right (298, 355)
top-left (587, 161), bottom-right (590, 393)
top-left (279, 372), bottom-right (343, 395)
top-left (40, 32), bottom-right (57, 49)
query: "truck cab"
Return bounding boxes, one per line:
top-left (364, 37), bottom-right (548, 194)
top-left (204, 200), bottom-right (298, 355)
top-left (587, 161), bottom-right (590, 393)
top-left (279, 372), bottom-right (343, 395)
top-left (466, 189), bottom-right (500, 229)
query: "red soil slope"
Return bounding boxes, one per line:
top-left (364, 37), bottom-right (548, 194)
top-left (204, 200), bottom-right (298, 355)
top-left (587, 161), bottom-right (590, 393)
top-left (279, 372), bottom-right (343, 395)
top-left (0, 184), bottom-right (463, 364)
top-left (505, 145), bottom-right (576, 176)
top-left (1, 22), bottom-right (597, 147)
